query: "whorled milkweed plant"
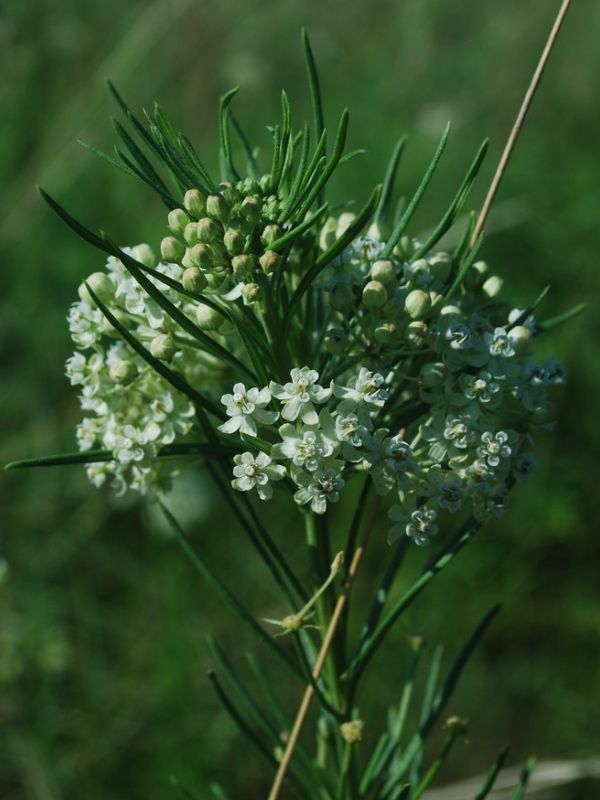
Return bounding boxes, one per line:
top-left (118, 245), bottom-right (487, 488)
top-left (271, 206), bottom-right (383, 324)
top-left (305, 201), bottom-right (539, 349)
top-left (8, 12), bottom-right (583, 800)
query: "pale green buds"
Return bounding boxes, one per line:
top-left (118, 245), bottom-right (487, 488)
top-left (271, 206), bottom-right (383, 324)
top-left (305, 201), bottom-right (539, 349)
top-left (100, 308), bottom-right (127, 338)
top-left (319, 216), bottom-right (338, 250)
top-left (466, 259), bottom-right (488, 288)
top-left (394, 235), bottom-right (415, 260)
top-left (232, 254), bottom-right (256, 281)
top-left (206, 193), bottom-right (229, 222)
top-left (331, 285), bottom-right (354, 312)
top-left (367, 220), bottom-right (390, 240)
top-left (160, 236), bottom-right (185, 263)
top-left (133, 243), bottom-right (157, 268)
top-left (429, 252), bottom-right (452, 281)
top-left (404, 289), bottom-right (431, 319)
top-left (241, 282), bottom-right (261, 304)
top-left (420, 361), bottom-right (446, 387)
top-left (324, 327), bottom-right (346, 354)
top-left (261, 224), bottom-right (282, 247)
top-left (183, 189), bottom-right (206, 218)
top-left (370, 259), bottom-right (395, 284)
top-left (150, 333), bottom-right (176, 361)
top-left (196, 303), bottom-right (223, 331)
top-left (374, 321), bottom-right (397, 344)
top-left (197, 217), bottom-right (221, 244)
top-left (167, 208), bottom-right (189, 234)
top-left (259, 250), bottom-right (281, 275)
top-left (362, 280), bottom-right (388, 309)
top-left (240, 196), bottom-right (260, 223)
top-left (509, 325), bottom-right (532, 352)
top-left (109, 360), bottom-right (136, 385)
top-left (482, 275), bottom-right (503, 298)
top-left (183, 222), bottom-right (200, 246)
top-left (336, 212), bottom-right (356, 237)
top-left (182, 267), bottom-right (208, 293)
top-left (224, 228), bottom-right (244, 256)
top-left (188, 243), bottom-right (212, 269)
top-left (340, 720), bottom-right (364, 744)
top-left (407, 320), bottom-right (428, 346)
top-left (78, 272), bottom-right (114, 304)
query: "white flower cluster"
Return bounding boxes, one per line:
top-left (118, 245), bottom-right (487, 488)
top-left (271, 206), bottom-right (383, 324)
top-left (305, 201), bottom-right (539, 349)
top-left (66, 245), bottom-right (220, 495)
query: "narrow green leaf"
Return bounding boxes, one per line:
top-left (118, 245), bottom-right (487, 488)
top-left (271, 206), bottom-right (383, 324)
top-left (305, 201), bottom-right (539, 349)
top-left (443, 234), bottom-right (484, 302)
top-left (538, 302), bottom-right (586, 330)
top-left (161, 504), bottom-right (303, 680)
top-left (411, 730), bottom-right (460, 800)
top-left (376, 136), bottom-right (407, 224)
top-left (510, 758), bottom-right (536, 800)
top-left (338, 148), bottom-right (367, 167)
top-left (219, 87), bottom-right (241, 182)
top-left (381, 123), bottom-right (451, 258)
top-left (230, 111), bottom-right (259, 179)
top-left (509, 285), bottom-right (550, 329)
top-left (278, 122), bottom-right (310, 221)
top-left (176, 133), bottom-right (216, 193)
top-left (269, 203), bottom-right (328, 251)
top-left (112, 117), bottom-right (175, 198)
top-left (474, 745), bottom-right (510, 800)
top-left (302, 28), bottom-right (325, 146)
top-left (107, 80), bottom-right (165, 163)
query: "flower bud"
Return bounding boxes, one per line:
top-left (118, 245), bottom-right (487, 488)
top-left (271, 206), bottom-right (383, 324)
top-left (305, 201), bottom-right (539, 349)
top-left (370, 259), bottom-right (395, 284)
top-left (336, 212), bottom-right (356, 238)
top-left (404, 289), bottom-right (431, 319)
top-left (196, 303), bottom-right (223, 331)
top-left (319, 216), bottom-right (338, 250)
top-left (223, 228), bottom-right (244, 256)
top-left (340, 720), bottom-right (364, 744)
top-left (241, 282), bottom-right (261, 304)
top-left (407, 320), bottom-right (428, 347)
top-left (445, 716), bottom-right (469, 735)
top-left (362, 280), bottom-right (388, 309)
top-left (466, 259), bottom-right (488, 288)
top-left (109, 360), bottom-right (136, 385)
top-left (183, 189), bottom-right (206, 217)
top-left (440, 304), bottom-right (460, 316)
top-left (420, 362), bottom-right (446, 387)
top-left (240, 196), bottom-right (261, 223)
top-left (133, 243), bottom-right (157, 267)
top-left (206, 193), bottom-right (229, 222)
top-left (232, 254), bottom-right (257, 281)
top-left (331, 284), bottom-right (354, 312)
top-left (261, 224), bottom-right (282, 247)
top-left (374, 321), bottom-right (397, 344)
top-left (196, 218), bottom-right (221, 244)
top-left (160, 236), bottom-right (185, 263)
top-left (188, 243), bottom-right (212, 269)
top-left (393, 235), bottom-right (415, 260)
top-left (150, 333), bottom-right (176, 361)
top-left (167, 208), bottom-right (189, 234)
top-left (259, 174), bottom-right (272, 192)
top-left (101, 309), bottom-right (127, 338)
top-left (240, 177), bottom-right (260, 195)
top-left (78, 272), bottom-right (114, 304)
top-left (182, 267), bottom-right (208, 293)
top-left (509, 324), bottom-right (531, 352)
top-left (324, 327), bottom-right (346, 354)
top-left (259, 250), bottom-right (282, 275)
top-left (429, 291), bottom-right (443, 309)
top-left (429, 252), bottom-right (452, 281)
top-left (367, 220), bottom-right (390, 240)
top-left (482, 275), bottom-right (503, 298)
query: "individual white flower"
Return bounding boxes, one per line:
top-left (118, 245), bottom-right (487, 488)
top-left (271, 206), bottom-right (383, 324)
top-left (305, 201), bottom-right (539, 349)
top-left (460, 371), bottom-right (501, 407)
top-left (443, 415), bottom-right (476, 450)
top-left (389, 506), bottom-right (438, 546)
top-left (271, 424), bottom-right (335, 471)
top-left (293, 464), bottom-right (345, 514)
top-left (363, 431), bottom-right (418, 495)
top-left (477, 431), bottom-right (511, 468)
top-left (219, 383), bottom-right (278, 436)
top-left (231, 451), bottom-right (286, 500)
top-left (68, 301), bottom-right (104, 348)
top-left (485, 327), bottom-right (515, 358)
top-left (334, 368), bottom-right (389, 409)
top-left (270, 367), bottom-right (331, 424)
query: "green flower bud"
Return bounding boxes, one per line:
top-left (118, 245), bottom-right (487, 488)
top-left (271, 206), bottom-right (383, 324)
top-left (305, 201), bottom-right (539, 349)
top-left (187, 243), bottom-right (211, 269)
top-left (440, 304), bottom-right (461, 316)
top-left (184, 222), bottom-right (201, 246)
top-left (331, 284), bottom-right (354, 312)
top-left (340, 720), bottom-right (364, 744)
top-left (150, 333), bottom-right (176, 361)
top-left (261, 224), bottom-right (282, 247)
top-left (509, 325), bottom-right (532, 352)
top-left (429, 252), bottom-right (452, 281)
top-left (404, 289), bottom-right (431, 319)
top-left (466, 259), bottom-right (488, 288)
top-left (324, 327), bottom-right (346, 354)
top-left (336, 212), bottom-right (356, 238)
top-left (240, 178), bottom-right (260, 195)
top-left (445, 716), bottom-right (468, 735)
top-left (196, 303), bottom-right (223, 331)
top-left (206, 193), bottom-right (229, 222)
top-left (362, 280), bottom-right (388, 309)
top-left (78, 272), bottom-right (114, 304)
top-left (241, 282), bottom-right (261, 304)
top-left (374, 321), bottom-right (397, 344)
top-left (319, 216), bottom-right (338, 250)
top-left (259, 174), bottom-right (272, 192)
top-left (101, 309), bottom-right (127, 338)
top-left (240, 196), bottom-right (261, 223)
top-left (182, 267), bottom-right (208, 293)
top-left (259, 250), bottom-right (281, 275)
top-left (133, 243), bottom-right (157, 267)
top-left (108, 360), bottom-right (136, 385)
top-left (367, 220), bottom-right (390, 240)
top-left (407, 320), bottom-right (428, 347)
top-left (482, 275), bottom-right (503, 298)
top-left (160, 236), bottom-right (185, 263)
top-left (196, 217), bottom-right (221, 244)
top-left (370, 259), bottom-right (395, 284)
top-left (219, 181), bottom-right (237, 205)
top-left (429, 291), bottom-right (443, 309)
top-left (167, 208), bottom-right (190, 234)
top-left (394, 235), bottom-right (415, 260)
top-left (183, 189), bottom-right (206, 217)
top-left (420, 361), bottom-right (446, 388)
top-left (232, 254), bottom-right (257, 281)
top-left (223, 228), bottom-right (244, 256)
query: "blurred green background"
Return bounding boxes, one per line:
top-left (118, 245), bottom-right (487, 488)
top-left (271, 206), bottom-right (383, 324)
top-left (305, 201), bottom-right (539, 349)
top-left (1, 1), bottom-right (599, 798)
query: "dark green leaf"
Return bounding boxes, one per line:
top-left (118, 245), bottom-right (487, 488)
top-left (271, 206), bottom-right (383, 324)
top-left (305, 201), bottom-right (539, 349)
top-left (474, 745), bottom-right (510, 800)
top-left (376, 136), bottom-right (407, 225)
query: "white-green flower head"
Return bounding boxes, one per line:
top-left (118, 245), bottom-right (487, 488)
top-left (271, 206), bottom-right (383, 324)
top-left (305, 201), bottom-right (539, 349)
top-left (477, 430), bottom-right (511, 468)
top-left (270, 367), bottom-right (331, 424)
top-left (231, 451), bottom-right (286, 500)
top-left (219, 383), bottom-right (278, 437)
top-left (293, 464), bottom-right (345, 514)
top-left (272, 423), bottom-right (336, 471)
top-left (335, 368), bottom-right (389, 410)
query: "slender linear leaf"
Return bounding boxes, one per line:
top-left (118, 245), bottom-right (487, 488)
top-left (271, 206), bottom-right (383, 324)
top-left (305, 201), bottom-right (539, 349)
top-left (219, 87), bottom-right (241, 182)
top-left (474, 745), bottom-right (510, 800)
top-left (538, 303), bottom-right (586, 330)
top-left (376, 136), bottom-right (407, 224)
top-left (302, 28), bottom-right (325, 146)
top-left (510, 758), bottom-right (536, 800)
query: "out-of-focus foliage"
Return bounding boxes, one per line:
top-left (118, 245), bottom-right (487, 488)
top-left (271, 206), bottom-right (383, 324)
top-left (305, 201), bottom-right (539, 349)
top-left (1, 1), bottom-right (598, 798)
